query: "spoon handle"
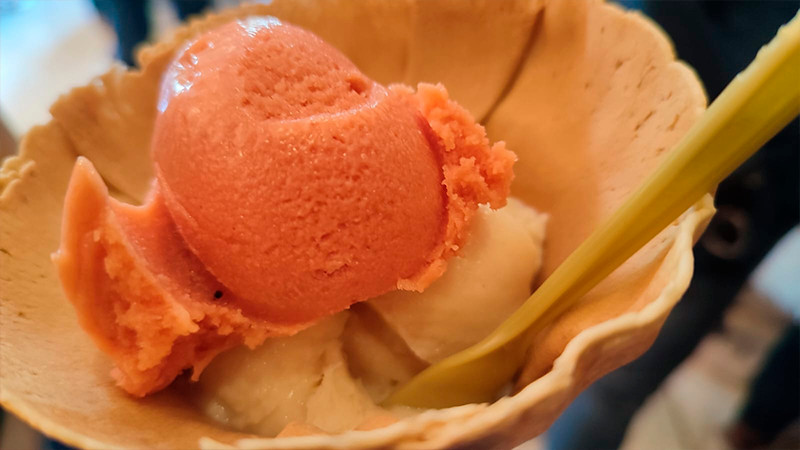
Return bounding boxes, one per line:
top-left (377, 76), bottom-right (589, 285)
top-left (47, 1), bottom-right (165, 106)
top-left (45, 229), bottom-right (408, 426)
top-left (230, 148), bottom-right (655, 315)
top-left (387, 12), bottom-right (800, 408)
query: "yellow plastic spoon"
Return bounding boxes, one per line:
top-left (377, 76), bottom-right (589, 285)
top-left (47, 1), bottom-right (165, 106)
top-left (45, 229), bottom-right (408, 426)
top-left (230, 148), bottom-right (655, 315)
top-left (386, 11), bottom-right (800, 409)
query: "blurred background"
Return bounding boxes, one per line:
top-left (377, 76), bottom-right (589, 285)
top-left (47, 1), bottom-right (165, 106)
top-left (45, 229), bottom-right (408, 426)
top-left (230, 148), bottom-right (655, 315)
top-left (0, 1), bottom-right (797, 449)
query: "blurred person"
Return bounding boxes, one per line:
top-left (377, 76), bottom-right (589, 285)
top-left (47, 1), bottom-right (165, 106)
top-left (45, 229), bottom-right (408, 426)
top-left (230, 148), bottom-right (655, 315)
top-left (728, 324), bottom-right (799, 449)
top-left (92, 0), bottom-right (211, 66)
top-left (547, 1), bottom-right (799, 449)
top-left (728, 228), bottom-right (800, 449)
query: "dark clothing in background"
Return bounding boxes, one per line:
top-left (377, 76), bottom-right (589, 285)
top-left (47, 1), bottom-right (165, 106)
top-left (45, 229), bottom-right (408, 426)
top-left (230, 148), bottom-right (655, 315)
top-left (93, 0), bottom-right (210, 66)
top-left (547, 1), bottom-right (799, 449)
top-left (736, 325), bottom-right (800, 446)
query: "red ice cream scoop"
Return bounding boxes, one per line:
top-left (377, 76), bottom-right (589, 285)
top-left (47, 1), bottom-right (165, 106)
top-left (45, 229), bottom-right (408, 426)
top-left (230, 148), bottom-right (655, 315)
top-left (55, 17), bottom-right (516, 396)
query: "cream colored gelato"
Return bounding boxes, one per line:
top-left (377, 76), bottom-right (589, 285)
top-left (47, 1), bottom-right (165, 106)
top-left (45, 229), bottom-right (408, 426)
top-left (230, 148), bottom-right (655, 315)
top-left (193, 199), bottom-right (546, 436)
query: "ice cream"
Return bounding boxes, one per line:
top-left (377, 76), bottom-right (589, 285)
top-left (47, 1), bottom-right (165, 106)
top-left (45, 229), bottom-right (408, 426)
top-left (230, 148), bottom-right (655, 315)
top-left (54, 17), bottom-right (515, 397)
top-left (194, 201), bottom-right (547, 436)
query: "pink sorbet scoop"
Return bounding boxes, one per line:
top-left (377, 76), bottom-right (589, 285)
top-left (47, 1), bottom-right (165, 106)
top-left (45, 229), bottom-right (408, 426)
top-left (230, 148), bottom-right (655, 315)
top-left (54, 17), bottom-right (516, 397)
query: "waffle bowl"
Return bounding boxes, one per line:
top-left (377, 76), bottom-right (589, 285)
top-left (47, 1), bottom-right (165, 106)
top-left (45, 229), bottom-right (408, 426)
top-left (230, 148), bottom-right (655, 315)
top-left (0, 0), bottom-right (714, 448)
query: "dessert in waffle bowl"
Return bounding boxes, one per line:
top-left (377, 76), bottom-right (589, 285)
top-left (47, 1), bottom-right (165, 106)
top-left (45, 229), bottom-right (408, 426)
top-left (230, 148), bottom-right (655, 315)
top-left (0, 0), bottom-right (713, 448)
